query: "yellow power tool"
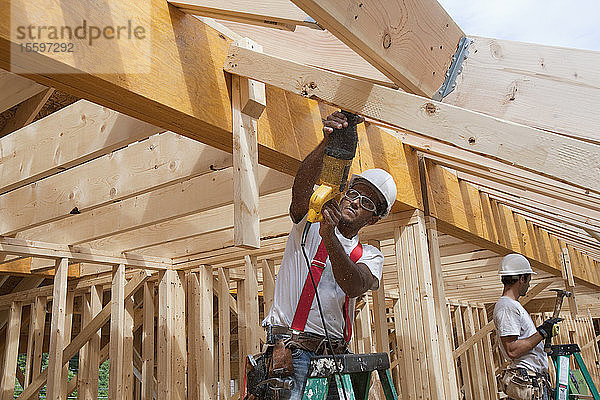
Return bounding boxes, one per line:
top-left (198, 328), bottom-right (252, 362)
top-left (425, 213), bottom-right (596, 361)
top-left (306, 111), bottom-right (361, 223)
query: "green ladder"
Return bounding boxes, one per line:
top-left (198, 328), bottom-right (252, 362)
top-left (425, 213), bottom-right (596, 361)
top-left (551, 344), bottom-right (600, 400)
top-left (301, 353), bottom-right (398, 400)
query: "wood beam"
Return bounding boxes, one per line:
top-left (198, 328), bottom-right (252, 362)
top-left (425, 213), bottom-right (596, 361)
top-left (232, 70), bottom-right (260, 249)
top-left (425, 160), bottom-right (600, 289)
top-left (141, 281), bottom-right (154, 400)
top-left (0, 257), bottom-right (79, 278)
top-left (445, 36), bottom-right (600, 145)
top-left (169, 0), bottom-right (322, 31)
top-left (218, 20), bottom-right (395, 88)
top-left (17, 166), bottom-right (291, 248)
top-left (217, 268), bottom-right (231, 400)
top-left (0, 100), bottom-right (163, 194)
top-left (45, 258), bottom-right (69, 400)
top-left (0, 236), bottom-right (172, 270)
top-left (0, 70), bottom-right (46, 114)
top-left (287, 0), bottom-right (463, 96)
top-left (225, 45), bottom-right (600, 193)
top-left (0, 88), bottom-right (54, 137)
top-left (109, 264), bottom-right (126, 399)
top-left (0, 131), bottom-right (230, 235)
top-left (0, 301), bottom-right (22, 400)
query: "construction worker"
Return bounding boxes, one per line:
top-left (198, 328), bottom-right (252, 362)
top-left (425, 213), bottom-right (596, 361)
top-left (260, 111), bottom-right (397, 400)
top-left (494, 253), bottom-right (561, 400)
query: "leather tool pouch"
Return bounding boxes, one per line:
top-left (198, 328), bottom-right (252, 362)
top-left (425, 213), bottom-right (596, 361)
top-left (245, 352), bottom-right (269, 400)
top-left (498, 369), bottom-right (538, 400)
top-left (269, 339), bottom-right (294, 377)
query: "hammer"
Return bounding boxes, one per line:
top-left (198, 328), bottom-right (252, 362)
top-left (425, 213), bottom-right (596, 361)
top-left (544, 288), bottom-right (572, 353)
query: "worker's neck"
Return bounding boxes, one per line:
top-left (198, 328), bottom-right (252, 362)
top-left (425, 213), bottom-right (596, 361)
top-left (337, 224), bottom-right (359, 239)
top-left (502, 285), bottom-right (521, 301)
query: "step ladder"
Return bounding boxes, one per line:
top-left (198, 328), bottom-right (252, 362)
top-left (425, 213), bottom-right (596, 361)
top-left (551, 344), bottom-right (600, 400)
top-left (301, 353), bottom-right (398, 400)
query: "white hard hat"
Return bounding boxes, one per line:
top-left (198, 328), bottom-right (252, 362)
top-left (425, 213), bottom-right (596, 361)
top-left (349, 169), bottom-right (397, 218)
top-left (498, 254), bottom-right (536, 276)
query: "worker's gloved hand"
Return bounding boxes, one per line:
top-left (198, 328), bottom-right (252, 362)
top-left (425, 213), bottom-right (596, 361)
top-left (536, 317), bottom-right (563, 338)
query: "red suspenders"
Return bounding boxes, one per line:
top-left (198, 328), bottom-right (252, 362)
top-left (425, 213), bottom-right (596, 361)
top-left (290, 236), bottom-right (363, 342)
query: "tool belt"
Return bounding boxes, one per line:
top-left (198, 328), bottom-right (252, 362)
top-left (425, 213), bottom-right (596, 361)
top-left (497, 368), bottom-right (551, 400)
top-left (269, 325), bottom-right (349, 355)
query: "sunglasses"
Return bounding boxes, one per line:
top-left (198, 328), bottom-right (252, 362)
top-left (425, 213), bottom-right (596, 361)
top-left (343, 188), bottom-right (377, 213)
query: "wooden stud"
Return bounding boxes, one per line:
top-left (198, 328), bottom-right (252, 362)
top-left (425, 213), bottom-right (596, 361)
top-left (0, 301), bottom-right (22, 400)
top-left (218, 268), bottom-right (231, 400)
top-left (232, 73), bottom-right (260, 249)
top-left (189, 267), bottom-right (214, 399)
top-left (123, 296), bottom-right (135, 400)
top-left (142, 281), bottom-right (154, 400)
top-left (46, 258), bottom-right (69, 400)
top-left (27, 296), bottom-right (45, 391)
top-left (109, 264), bottom-right (126, 399)
top-left (261, 259), bottom-right (275, 318)
top-left (479, 307), bottom-right (499, 400)
top-left (61, 291), bottom-right (75, 398)
top-left (157, 270), bottom-right (173, 400)
top-left (171, 271), bottom-right (187, 400)
top-left (454, 306), bottom-right (473, 400)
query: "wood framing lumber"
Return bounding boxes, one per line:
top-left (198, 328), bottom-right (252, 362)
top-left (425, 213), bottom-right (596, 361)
top-left (235, 38), bottom-right (266, 119)
top-left (287, 0), bottom-right (463, 96)
top-left (225, 45), bottom-right (600, 193)
top-left (0, 69), bottom-right (46, 114)
top-left (452, 280), bottom-right (551, 359)
top-left (0, 88), bottom-right (54, 137)
top-left (15, 270), bottom-right (150, 400)
top-left (0, 257), bottom-right (79, 278)
top-left (217, 268), bottom-right (231, 400)
top-left (142, 281), bottom-right (154, 400)
top-left (0, 236), bottom-right (172, 269)
top-left (25, 296), bottom-right (45, 390)
top-left (188, 267), bottom-right (214, 399)
top-left (0, 100), bottom-right (164, 194)
top-left (61, 291), bottom-right (74, 398)
top-left (0, 0), bottom-right (422, 210)
top-left (219, 20), bottom-right (396, 88)
top-left (0, 131), bottom-right (231, 236)
top-left (445, 36), bottom-right (600, 145)
top-left (169, 0), bottom-right (322, 31)
top-left (232, 73), bottom-right (260, 249)
top-left (18, 166), bottom-right (292, 248)
top-left (424, 161), bottom-right (600, 289)
top-left (45, 258), bottom-right (69, 400)
top-left (0, 301), bottom-right (21, 400)
top-left (80, 285), bottom-right (102, 400)
top-left (109, 264), bottom-right (126, 399)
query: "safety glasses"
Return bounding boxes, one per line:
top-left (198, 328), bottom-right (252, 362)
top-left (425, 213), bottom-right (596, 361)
top-left (343, 188), bottom-right (377, 213)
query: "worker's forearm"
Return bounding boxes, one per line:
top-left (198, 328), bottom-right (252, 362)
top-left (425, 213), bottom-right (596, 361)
top-left (290, 140), bottom-right (327, 222)
top-left (322, 234), bottom-right (372, 298)
top-left (505, 332), bottom-right (544, 359)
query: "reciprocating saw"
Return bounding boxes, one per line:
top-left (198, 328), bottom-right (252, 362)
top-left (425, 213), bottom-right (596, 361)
top-left (306, 110), bottom-right (361, 224)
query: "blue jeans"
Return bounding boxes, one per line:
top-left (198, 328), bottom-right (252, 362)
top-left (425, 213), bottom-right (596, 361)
top-left (278, 347), bottom-right (341, 400)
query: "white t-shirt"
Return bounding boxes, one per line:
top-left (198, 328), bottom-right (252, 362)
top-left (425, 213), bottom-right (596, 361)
top-left (263, 214), bottom-right (384, 339)
top-left (493, 296), bottom-right (548, 373)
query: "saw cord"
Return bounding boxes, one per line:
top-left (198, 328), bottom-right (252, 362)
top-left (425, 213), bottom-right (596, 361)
top-left (301, 222), bottom-right (349, 400)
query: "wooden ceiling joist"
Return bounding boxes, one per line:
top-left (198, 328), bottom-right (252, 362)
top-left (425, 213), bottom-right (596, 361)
top-left (16, 167), bottom-right (292, 248)
top-left (0, 70), bottom-right (47, 115)
top-left (0, 131), bottom-right (231, 235)
top-left (0, 257), bottom-right (79, 278)
top-left (444, 36), bottom-right (600, 145)
top-left (0, 236), bottom-right (172, 270)
top-left (288, 0), bottom-right (464, 97)
top-left (0, 100), bottom-right (163, 195)
top-left (0, 87), bottom-right (54, 137)
top-left (169, 0), bottom-right (323, 31)
top-left (225, 45), bottom-right (600, 194)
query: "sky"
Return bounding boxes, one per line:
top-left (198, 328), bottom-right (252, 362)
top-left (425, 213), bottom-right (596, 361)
top-left (437, 0), bottom-right (600, 51)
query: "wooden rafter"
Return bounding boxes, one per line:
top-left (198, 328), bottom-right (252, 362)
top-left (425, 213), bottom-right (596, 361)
top-left (225, 45), bottom-right (600, 193)
top-left (0, 70), bottom-right (46, 114)
top-left (287, 0), bottom-right (464, 97)
top-left (169, 0), bottom-right (322, 31)
top-left (0, 88), bottom-right (54, 137)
